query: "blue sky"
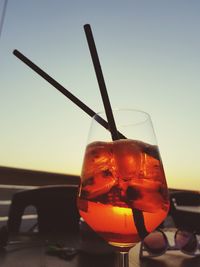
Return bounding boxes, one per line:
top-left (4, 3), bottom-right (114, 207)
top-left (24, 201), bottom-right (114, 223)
top-left (0, 0), bottom-right (199, 190)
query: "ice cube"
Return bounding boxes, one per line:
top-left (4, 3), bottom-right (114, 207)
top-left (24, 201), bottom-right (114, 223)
top-left (126, 179), bottom-right (167, 212)
top-left (113, 139), bottom-right (142, 180)
top-left (81, 170), bottom-right (116, 200)
top-left (81, 141), bottom-right (114, 179)
top-left (141, 153), bottom-right (165, 182)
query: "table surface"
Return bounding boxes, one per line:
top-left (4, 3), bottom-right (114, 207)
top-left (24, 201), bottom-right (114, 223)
top-left (0, 230), bottom-right (199, 267)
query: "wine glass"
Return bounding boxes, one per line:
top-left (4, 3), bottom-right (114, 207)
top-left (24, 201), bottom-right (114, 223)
top-left (77, 109), bottom-right (169, 267)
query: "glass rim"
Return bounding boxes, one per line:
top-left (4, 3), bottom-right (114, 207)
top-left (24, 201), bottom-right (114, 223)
top-left (94, 108), bottom-right (150, 117)
top-left (93, 108), bottom-right (151, 127)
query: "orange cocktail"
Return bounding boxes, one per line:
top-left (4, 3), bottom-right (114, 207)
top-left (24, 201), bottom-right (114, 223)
top-left (77, 139), bottom-right (169, 249)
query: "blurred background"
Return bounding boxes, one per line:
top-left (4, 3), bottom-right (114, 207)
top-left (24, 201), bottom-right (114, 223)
top-left (0, 0), bottom-right (199, 191)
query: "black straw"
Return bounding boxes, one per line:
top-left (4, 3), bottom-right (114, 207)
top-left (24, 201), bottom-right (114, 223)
top-left (13, 49), bottom-right (113, 134)
top-left (84, 24), bottom-right (118, 141)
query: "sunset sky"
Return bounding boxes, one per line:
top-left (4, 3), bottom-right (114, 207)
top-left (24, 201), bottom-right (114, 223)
top-left (0, 1), bottom-right (199, 190)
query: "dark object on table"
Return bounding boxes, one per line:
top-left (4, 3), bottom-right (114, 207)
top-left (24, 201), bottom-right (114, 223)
top-left (169, 191), bottom-right (200, 232)
top-left (7, 185), bottom-right (80, 234)
top-left (46, 244), bottom-right (79, 260)
top-left (0, 226), bottom-right (8, 249)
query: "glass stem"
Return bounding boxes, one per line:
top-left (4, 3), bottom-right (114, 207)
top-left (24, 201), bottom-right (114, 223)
top-left (115, 251), bottom-right (129, 267)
